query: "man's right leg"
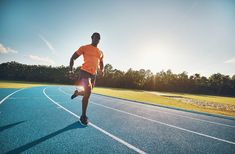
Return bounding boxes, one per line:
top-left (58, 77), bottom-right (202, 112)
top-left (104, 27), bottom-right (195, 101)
top-left (71, 76), bottom-right (85, 99)
top-left (71, 71), bottom-right (84, 99)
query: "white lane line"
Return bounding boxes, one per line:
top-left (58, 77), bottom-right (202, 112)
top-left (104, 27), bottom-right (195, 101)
top-left (59, 87), bottom-right (235, 145)
top-left (0, 88), bottom-right (25, 105)
top-left (43, 87), bottom-right (146, 154)
top-left (63, 87), bottom-right (235, 128)
top-left (92, 102), bottom-right (235, 145)
top-left (94, 95), bottom-right (235, 128)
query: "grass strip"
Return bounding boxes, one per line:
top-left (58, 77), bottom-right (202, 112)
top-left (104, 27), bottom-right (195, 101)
top-left (93, 87), bottom-right (235, 117)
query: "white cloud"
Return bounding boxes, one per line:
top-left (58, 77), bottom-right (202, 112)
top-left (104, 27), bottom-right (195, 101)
top-left (38, 34), bottom-right (56, 54)
top-left (29, 55), bottom-right (55, 65)
top-left (224, 57), bottom-right (235, 64)
top-left (0, 43), bottom-right (18, 54)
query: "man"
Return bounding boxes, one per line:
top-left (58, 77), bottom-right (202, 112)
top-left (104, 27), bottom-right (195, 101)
top-left (69, 32), bottom-right (104, 125)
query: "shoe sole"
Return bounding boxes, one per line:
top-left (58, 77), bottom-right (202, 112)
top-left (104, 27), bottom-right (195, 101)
top-left (80, 120), bottom-right (88, 125)
top-left (80, 117), bottom-right (88, 125)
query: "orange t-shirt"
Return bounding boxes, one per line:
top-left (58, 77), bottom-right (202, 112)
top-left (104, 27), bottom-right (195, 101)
top-left (76, 44), bottom-right (104, 75)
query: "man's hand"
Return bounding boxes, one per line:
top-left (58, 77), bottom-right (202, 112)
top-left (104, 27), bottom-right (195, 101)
top-left (69, 70), bottom-right (74, 74)
top-left (68, 70), bottom-right (75, 80)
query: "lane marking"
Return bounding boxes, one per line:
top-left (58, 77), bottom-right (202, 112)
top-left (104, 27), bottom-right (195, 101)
top-left (59, 87), bottom-right (235, 145)
top-left (63, 87), bottom-right (235, 128)
top-left (43, 87), bottom-right (146, 154)
top-left (0, 88), bottom-right (25, 105)
top-left (94, 95), bottom-right (235, 128)
top-left (92, 102), bottom-right (235, 145)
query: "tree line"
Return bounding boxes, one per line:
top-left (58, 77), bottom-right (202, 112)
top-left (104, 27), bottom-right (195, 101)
top-left (1, 61), bottom-right (235, 96)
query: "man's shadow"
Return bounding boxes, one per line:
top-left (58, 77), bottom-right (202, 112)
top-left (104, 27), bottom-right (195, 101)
top-left (6, 121), bottom-right (86, 154)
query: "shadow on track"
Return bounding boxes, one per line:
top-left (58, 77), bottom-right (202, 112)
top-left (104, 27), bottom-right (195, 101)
top-left (6, 122), bottom-right (86, 154)
top-left (0, 121), bottom-right (26, 132)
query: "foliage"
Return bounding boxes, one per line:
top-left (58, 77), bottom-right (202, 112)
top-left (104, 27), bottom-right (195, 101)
top-left (1, 61), bottom-right (235, 96)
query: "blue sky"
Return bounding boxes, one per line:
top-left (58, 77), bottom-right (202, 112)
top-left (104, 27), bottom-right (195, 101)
top-left (0, 0), bottom-right (235, 77)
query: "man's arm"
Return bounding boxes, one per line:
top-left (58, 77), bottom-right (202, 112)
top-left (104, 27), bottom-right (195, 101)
top-left (99, 59), bottom-right (104, 76)
top-left (69, 52), bottom-right (79, 71)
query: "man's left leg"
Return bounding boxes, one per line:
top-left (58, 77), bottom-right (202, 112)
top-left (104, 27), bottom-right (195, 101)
top-left (80, 78), bottom-right (92, 125)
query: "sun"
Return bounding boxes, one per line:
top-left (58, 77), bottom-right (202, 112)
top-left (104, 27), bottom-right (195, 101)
top-left (138, 40), bottom-right (174, 70)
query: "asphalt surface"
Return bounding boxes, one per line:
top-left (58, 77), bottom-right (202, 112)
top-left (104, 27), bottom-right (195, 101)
top-left (0, 86), bottom-right (235, 154)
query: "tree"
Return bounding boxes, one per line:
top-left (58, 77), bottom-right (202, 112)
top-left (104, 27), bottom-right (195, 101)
top-left (1, 61), bottom-right (235, 96)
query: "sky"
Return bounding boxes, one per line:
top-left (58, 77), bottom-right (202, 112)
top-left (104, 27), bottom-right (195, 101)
top-left (0, 0), bottom-right (235, 77)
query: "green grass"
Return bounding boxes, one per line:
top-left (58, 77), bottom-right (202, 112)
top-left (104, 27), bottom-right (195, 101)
top-left (175, 94), bottom-right (235, 106)
top-left (146, 91), bottom-right (235, 106)
top-left (93, 87), bottom-right (235, 117)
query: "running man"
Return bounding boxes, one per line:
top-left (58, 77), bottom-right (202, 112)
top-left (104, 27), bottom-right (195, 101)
top-left (69, 32), bottom-right (104, 125)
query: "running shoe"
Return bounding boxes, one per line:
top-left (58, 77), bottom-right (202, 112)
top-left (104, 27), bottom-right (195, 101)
top-left (71, 89), bottom-right (85, 99)
top-left (71, 90), bottom-right (79, 99)
top-left (80, 115), bottom-right (89, 125)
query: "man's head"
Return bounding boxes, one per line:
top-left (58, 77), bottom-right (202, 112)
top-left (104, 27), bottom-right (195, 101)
top-left (91, 32), bottom-right (100, 46)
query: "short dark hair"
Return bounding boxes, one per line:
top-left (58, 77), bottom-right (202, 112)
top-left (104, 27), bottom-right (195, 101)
top-left (91, 32), bottom-right (100, 39)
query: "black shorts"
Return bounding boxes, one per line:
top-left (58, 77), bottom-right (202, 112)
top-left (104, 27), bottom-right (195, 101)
top-left (77, 69), bottom-right (96, 89)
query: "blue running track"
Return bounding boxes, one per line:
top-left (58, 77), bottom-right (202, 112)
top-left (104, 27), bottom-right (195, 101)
top-left (0, 86), bottom-right (235, 154)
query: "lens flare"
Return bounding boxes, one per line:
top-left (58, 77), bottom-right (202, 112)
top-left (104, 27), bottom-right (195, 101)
top-left (77, 86), bottom-right (84, 91)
